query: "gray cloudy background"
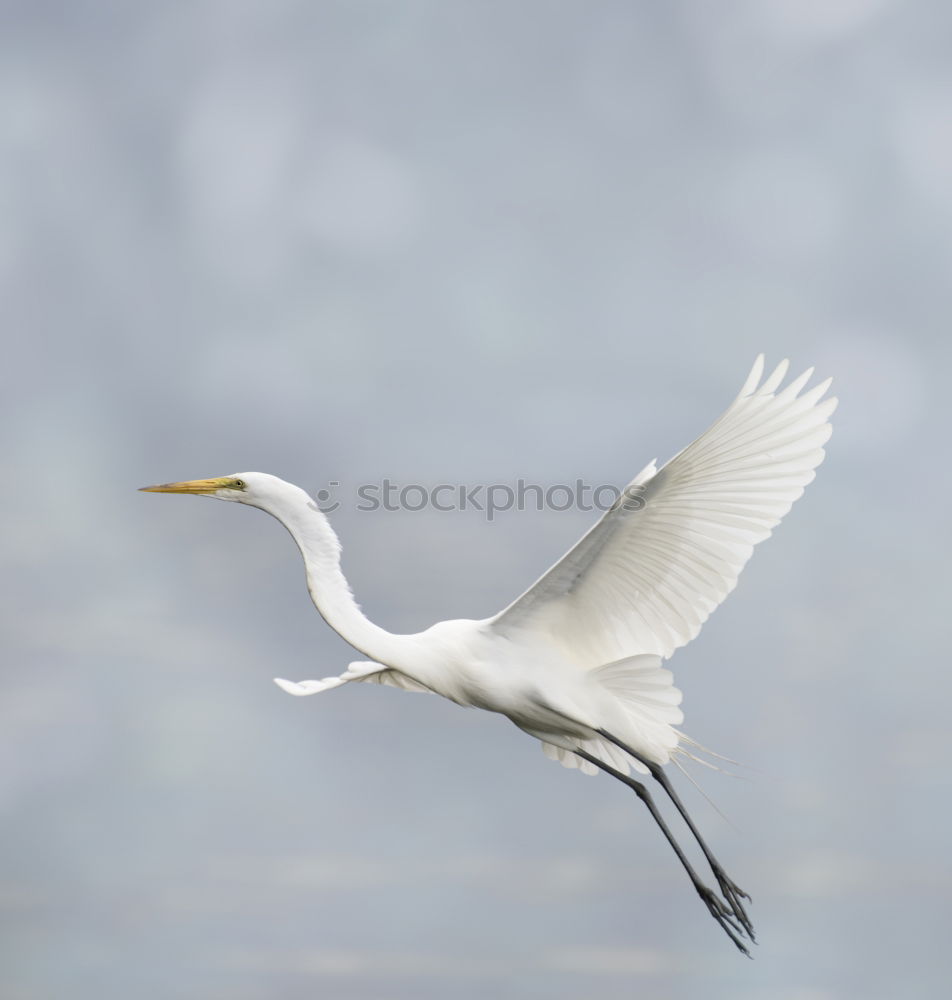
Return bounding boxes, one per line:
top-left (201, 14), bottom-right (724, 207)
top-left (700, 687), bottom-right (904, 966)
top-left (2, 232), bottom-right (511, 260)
top-left (2, 1), bottom-right (950, 998)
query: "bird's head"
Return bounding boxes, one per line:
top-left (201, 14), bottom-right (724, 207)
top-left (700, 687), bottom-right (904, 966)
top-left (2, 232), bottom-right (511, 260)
top-left (139, 472), bottom-right (303, 511)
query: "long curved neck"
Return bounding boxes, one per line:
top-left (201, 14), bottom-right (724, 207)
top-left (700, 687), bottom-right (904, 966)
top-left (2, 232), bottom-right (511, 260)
top-left (262, 489), bottom-right (399, 664)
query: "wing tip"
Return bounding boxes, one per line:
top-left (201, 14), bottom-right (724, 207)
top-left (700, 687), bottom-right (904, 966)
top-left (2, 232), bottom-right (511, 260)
top-left (274, 677), bottom-right (312, 696)
top-left (741, 355), bottom-right (836, 413)
top-left (760, 358), bottom-right (790, 395)
top-left (739, 354), bottom-right (766, 398)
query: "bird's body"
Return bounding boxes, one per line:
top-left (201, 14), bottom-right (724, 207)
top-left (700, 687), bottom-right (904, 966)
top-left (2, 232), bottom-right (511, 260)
top-left (141, 355), bottom-right (836, 955)
top-left (342, 618), bottom-right (640, 750)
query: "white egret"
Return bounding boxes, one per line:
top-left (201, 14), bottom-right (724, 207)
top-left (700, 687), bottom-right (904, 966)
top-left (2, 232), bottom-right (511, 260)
top-left (141, 355), bottom-right (835, 954)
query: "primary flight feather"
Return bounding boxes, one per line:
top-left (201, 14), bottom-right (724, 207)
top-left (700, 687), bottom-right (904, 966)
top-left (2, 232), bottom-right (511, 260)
top-left (141, 355), bottom-right (835, 955)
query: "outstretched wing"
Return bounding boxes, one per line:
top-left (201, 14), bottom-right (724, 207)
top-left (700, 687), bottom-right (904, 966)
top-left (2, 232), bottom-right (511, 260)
top-left (489, 356), bottom-right (836, 667)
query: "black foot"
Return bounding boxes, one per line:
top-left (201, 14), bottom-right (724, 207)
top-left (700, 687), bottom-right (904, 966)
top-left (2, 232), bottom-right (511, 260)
top-left (697, 884), bottom-right (752, 956)
top-left (713, 867), bottom-right (755, 941)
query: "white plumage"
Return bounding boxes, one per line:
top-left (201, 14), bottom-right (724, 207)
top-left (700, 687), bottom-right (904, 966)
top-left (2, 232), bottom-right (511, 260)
top-left (142, 355), bottom-right (835, 955)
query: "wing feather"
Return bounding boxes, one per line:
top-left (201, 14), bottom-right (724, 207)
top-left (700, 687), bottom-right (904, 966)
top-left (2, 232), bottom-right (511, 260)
top-left (489, 356), bottom-right (836, 666)
top-left (274, 662), bottom-right (435, 696)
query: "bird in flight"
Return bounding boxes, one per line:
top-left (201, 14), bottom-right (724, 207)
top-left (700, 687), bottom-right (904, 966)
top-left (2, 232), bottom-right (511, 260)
top-left (141, 355), bottom-right (835, 954)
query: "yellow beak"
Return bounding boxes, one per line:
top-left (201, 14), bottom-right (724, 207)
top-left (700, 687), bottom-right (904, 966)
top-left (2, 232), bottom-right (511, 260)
top-left (139, 477), bottom-right (233, 495)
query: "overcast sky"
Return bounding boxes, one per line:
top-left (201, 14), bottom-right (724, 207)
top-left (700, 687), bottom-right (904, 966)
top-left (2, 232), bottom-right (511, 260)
top-left (2, 2), bottom-right (950, 998)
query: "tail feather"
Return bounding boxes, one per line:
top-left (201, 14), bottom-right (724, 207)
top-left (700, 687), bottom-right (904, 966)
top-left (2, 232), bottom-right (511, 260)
top-left (540, 653), bottom-right (684, 775)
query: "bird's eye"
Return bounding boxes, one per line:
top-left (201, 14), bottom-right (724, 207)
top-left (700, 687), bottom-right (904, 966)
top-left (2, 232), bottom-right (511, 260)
top-left (233, 479), bottom-right (246, 490)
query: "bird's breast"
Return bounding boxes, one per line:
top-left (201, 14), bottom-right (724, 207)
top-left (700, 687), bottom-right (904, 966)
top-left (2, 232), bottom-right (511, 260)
top-left (391, 621), bottom-right (599, 737)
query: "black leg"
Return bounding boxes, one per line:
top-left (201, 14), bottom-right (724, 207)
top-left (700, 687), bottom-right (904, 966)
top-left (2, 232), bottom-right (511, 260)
top-left (574, 748), bottom-right (751, 956)
top-left (595, 729), bottom-right (755, 940)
